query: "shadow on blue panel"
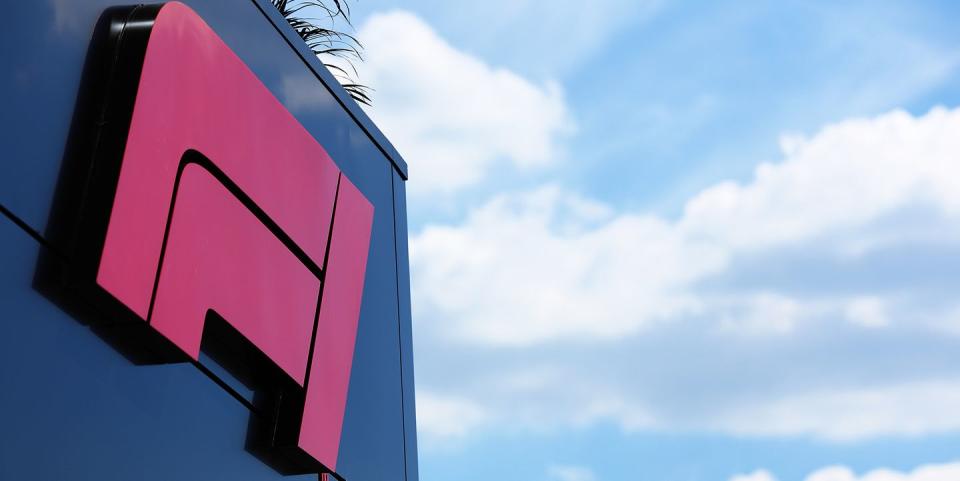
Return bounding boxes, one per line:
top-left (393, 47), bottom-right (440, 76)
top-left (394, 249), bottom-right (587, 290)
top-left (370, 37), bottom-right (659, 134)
top-left (0, 215), bottom-right (316, 480)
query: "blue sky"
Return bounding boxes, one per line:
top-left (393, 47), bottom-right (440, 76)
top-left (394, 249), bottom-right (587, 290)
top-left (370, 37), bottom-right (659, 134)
top-left (318, 1), bottom-right (960, 480)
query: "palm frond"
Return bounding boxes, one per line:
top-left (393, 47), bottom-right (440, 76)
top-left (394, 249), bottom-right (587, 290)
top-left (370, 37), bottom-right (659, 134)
top-left (271, 0), bottom-right (371, 105)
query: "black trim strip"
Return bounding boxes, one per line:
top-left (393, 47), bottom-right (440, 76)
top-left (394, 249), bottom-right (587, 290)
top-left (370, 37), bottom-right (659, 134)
top-left (303, 173), bottom-right (342, 392)
top-left (146, 150), bottom-right (327, 329)
top-left (193, 358), bottom-right (258, 412)
top-left (0, 203), bottom-right (55, 253)
top-left (390, 173), bottom-right (411, 481)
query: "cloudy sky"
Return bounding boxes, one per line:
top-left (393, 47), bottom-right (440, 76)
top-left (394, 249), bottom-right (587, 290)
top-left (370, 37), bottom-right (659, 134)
top-left (319, 1), bottom-right (960, 480)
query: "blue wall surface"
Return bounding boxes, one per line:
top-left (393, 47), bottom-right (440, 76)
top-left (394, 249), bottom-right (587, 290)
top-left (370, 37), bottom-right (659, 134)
top-left (0, 1), bottom-right (417, 480)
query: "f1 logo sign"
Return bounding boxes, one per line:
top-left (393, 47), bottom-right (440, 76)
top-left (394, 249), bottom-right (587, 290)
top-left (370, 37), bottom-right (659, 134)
top-left (45, 3), bottom-right (372, 477)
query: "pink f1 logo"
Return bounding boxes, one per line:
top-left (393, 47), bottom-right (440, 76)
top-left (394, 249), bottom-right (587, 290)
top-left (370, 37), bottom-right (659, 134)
top-left (47, 2), bottom-right (373, 476)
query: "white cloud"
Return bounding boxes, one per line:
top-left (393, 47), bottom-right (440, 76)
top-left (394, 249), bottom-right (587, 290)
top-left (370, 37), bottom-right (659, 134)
top-left (410, 105), bottom-right (960, 442)
top-left (415, 391), bottom-right (490, 442)
top-left (731, 461), bottom-right (960, 481)
top-left (845, 296), bottom-right (890, 329)
top-left (731, 470), bottom-right (777, 481)
top-left (412, 106), bottom-right (960, 347)
top-left (718, 292), bottom-right (802, 336)
top-left (928, 304), bottom-right (960, 337)
top-left (680, 108), bottom-right (960, 251)
top-left (714, 379), bottom-right (960, 442)
top-left (349, 11), bottom-right (574, 195)
top-left (547, 465), bottom-right (597, 481)
top-left (411, 185), bottom-right (726, 346)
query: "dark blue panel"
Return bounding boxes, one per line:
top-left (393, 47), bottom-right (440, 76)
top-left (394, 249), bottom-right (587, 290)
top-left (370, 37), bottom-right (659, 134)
top-left (0, 1), bottom-right (417, 479)
top-left (393, 171), bottom-right (421, 481)
top-left (335, 155), bottom-right (408, 481)
top-left (0, 0), bottom-right (111, 235)
top-left (0, 213), bottom-right (315, 481)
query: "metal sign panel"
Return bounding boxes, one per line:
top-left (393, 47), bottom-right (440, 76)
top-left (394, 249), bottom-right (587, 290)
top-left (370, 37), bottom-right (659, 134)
top-left (0, 1), bottom-right (415, 480)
